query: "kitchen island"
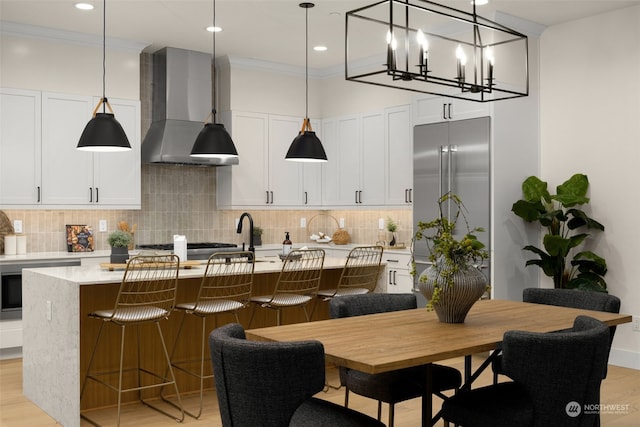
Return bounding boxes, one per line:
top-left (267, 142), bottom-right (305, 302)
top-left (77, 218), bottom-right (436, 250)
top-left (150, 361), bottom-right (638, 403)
top-left (22, 255), bottom-right (354, 427)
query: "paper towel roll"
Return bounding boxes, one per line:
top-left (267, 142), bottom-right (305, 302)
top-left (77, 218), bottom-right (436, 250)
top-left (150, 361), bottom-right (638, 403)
top-left (4, 234), bottom-right (16, 255)
top-left (173, 235), bottom-right (187, 261)
top-left (16, 234), bottom-right (26, 254)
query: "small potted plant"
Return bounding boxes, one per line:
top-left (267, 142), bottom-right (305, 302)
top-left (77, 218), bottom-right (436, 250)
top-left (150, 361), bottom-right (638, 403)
top-left (107, 230), bottom-right (132, 264)
top-left (386, 217), bottom-right (398, 246)
top-left (252, 226), bottom-right (263, 247)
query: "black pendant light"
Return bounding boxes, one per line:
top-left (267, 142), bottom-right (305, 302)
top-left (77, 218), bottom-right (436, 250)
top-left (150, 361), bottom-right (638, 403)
top-left (77, 0), bottom-right (131, 152)
top-left (285, 2), bottom-right (327, 163)
top-left (190, 0), bottom-right (238, 160)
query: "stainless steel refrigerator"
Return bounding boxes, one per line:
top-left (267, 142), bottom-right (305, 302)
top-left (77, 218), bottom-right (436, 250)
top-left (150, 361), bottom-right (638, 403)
top-left (412, 117), bottom-right (491, 305)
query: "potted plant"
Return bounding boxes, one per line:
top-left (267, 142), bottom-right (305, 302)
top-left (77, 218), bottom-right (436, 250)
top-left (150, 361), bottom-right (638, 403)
top-left (107, 230), bottom-right (132, 264)
top-left (252, 226), bottom-right (263, 247)
top-left (386, 217), bottom-right (398, 246)
top-left (511, 173), bottom-right (607, 292)
top-left (411, 192), bottom-right (489, 323)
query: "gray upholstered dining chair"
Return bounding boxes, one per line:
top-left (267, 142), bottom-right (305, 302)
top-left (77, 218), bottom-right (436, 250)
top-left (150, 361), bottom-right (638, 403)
top-left (442, 315), bottom-right (610, 427)
top-left (493, 288), bottom-right (621, 384)
top-left (80, 254), bottom-right (184, 426)
top-left (329, 293), bottom-right (462, 427)
top-left (208, 323), bottom-right (385, 427)
top-left (248, 248), bottom-right (324, 326)
top-left (163, 251), bottom-right (254, 419)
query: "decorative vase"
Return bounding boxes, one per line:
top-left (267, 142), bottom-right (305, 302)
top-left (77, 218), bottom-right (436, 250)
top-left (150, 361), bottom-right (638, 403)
top-left (417, 260), bottom-right (487, 323)
top-left (389, 234), bottom-right (396, 247)
top-left (110, 246), bottom-right (129, 264)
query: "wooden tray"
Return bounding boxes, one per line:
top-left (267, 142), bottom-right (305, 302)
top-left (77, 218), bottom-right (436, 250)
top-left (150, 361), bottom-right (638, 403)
top-left (100, 260), bottom-right (202, 271)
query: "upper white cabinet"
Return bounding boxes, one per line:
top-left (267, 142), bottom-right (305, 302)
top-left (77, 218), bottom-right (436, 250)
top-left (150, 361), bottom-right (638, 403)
top-left (217, 111), bottom-right (322, 208)
top-left (412, 95), bottom-right (489, 125)
top-left (384, 105), bottom-right (413, 205)
top-left (0, 89), bottom-right (140, 209)
top-left (0, 88), bottom-right (42, 205)
top-left (322, 113), bottom-right (385, 206)
top-left (321, 106), bottom-right (412, 207)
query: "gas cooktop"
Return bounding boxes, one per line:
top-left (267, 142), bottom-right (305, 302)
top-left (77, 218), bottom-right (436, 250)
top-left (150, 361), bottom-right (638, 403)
top-left (137, 242), bottom-right (237, 251)
top-left (136, 242), bottom-right (238, 260)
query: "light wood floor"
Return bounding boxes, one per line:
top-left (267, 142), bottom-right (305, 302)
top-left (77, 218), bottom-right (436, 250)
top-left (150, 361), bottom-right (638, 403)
top-left (1, 356), bottom-right (638, 426)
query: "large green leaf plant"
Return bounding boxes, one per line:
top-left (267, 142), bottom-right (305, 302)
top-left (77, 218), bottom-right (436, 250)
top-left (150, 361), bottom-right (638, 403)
top-left (511, 174), bottom-right (608, 292)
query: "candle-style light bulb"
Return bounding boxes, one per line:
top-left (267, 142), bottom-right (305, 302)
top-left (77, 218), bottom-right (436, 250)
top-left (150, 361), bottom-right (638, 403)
top-left (417, 29), bottom-right (429, 72)
top-left (456, 45), bottom-right (466, 84)
top-left (486, 48), bottom-right (495, 85)
top-left (386, 30), bottom-right (397, 70)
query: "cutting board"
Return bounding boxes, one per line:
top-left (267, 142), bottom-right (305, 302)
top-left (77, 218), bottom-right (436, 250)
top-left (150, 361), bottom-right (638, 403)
top-left (100, 260), bottom-right (202, 271)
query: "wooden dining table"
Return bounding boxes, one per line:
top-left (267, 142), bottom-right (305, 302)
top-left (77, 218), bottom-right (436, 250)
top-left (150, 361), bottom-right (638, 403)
top-left (246, 298), bottom-right (632, 426)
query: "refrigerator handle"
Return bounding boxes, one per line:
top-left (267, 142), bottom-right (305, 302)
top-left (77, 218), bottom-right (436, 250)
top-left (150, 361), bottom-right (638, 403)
top-left (439, 145), bottom-right (444, 198)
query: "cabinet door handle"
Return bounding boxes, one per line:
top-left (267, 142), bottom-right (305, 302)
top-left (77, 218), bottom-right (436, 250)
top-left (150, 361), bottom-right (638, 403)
top-left (405, 189), bottom-right (408, 203)
top-left (393, 270), bottom-right (397, 285)
top-left (448, 103), bottom-right (453, 119)
top-left (386, 259), bottom-right (399, 263)
top-left (37, 186), bottom-right (41, 203)
top-left (408, 188), bottom-right (412, 203)
top-left (358, 190), bottom-right (363, 204)
top-left (442, 103), bottom-right (447, 120)
top-left (266, 191), bottom-right (269, 204)
top-left (89, 187), bottom-right (93, 203)
top-left (95, 187), bottom-right (99, 203)
top-left (388, 270), bottom-right (393, 285)
top-left (355, 190), bottom-right (358, 204)
top-left (304, 191), bottom-right (308, 205)
top-left (270, 191), bottom-right (274, 204)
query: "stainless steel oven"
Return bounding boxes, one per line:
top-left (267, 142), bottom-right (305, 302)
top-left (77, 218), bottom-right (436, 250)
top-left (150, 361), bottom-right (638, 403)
top-left (0, 259), bottom-right (81, 320)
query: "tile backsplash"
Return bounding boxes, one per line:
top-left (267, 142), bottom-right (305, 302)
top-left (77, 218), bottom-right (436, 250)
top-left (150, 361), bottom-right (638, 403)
top-left (2, 164), bottom-right (412, 253)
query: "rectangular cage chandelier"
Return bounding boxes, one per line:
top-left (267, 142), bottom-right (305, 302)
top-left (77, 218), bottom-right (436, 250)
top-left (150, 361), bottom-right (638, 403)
top-left (345, 0), bottom-right (529, 102)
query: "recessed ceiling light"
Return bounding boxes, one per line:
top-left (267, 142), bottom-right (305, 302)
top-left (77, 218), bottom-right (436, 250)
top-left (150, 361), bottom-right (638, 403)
top-left (313, 46), bottom-right (328, 52)
top-left (75, 3), bottom-right (94, 10)
top-left (206, 26), bottom-right (222, 33)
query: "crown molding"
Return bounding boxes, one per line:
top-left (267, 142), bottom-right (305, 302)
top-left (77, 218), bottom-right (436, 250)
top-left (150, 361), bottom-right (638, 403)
top-left (0, 21), bottom-right (149, 53)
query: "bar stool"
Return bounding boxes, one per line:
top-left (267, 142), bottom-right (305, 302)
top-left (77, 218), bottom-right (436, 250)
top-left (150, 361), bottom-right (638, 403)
top-left (310, 245), bottom-right (384, 319)
top-left (80, 254), bottom-right (184, 427)
top-left (248, 248), bottom-right (324, 327)
top-left (163, 251), bottom-right (254, 419)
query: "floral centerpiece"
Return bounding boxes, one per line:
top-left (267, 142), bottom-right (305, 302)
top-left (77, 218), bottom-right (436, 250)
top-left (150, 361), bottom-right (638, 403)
top-left (411, 192), bottom-right (489, 322)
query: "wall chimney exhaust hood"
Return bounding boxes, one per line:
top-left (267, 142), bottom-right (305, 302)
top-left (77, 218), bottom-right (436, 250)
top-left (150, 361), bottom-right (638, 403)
top-left (142, 47), bottom-right (238, 166)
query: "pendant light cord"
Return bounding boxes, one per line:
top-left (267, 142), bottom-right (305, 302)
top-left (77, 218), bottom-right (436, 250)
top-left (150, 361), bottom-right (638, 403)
top-left (305, 5), bottom-right (309, 120)
top-left (212, 0), bottom-right (217, 122)
top-left (102, 0), bottom-right (106, 113)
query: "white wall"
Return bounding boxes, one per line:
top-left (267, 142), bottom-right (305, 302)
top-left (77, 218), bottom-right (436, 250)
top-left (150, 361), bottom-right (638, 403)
top-left (0, 35), bottom-right (140, 99)
top-left (540, 5), bottom-right (640, 369)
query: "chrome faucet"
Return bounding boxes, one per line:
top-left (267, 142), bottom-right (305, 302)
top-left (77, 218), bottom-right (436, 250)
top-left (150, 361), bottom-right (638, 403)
top-left (236, 212), bottom-right (255, 259)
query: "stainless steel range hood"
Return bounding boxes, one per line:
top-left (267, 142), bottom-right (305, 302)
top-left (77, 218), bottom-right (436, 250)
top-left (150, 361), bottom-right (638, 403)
top-left (142, 47), bottom-right (238, 166)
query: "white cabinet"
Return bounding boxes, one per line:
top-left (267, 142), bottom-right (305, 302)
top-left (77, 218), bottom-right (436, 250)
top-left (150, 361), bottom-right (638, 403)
top-left (384, 105), bottom-right (413, 205)
top-left (0, 88), bottom-right (42, 205)
top-left (0, 90), bottom-right (140, 209)
top-left (41, 93), bottom-right (141, 208)
top-left (412, 95), bottom-right (490, 125)
top-left (383, 251), bottom-right (414, 294)
top-left (217, 112), bottom-right (322, 208)
top-left (322, 113), bottom-right (385, 206)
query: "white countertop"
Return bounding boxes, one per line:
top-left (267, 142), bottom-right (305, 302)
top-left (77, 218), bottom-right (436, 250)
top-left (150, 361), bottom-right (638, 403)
top-left (1, 243), bottom-right (410, 266)
top-left (22, 256), bottom-right (351, 285)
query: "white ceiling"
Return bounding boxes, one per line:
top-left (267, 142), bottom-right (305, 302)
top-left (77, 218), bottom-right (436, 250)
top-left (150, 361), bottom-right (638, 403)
top-left (1, 0), bottom-right (639, 69)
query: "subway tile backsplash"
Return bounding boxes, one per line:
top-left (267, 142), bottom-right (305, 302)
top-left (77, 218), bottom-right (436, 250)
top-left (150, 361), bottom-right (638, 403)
top-left (2, 164), bottom-right (412, 253)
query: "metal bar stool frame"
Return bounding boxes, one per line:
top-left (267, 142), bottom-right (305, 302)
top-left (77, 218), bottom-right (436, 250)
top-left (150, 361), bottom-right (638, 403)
top-left (310, 245), bottom-right (384, 320)
top-left (162, 251), bottom-right (254, 419)
top-left (80, 254), bottom-right (184, 427)
top-left (248, 248), bottom-right (325, 327)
